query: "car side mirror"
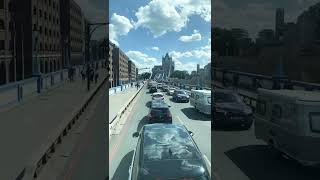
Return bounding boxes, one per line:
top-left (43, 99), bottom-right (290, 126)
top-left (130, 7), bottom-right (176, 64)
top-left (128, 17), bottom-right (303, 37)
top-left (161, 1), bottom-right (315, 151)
top-left (132, 132), bottom-right (139, 138)
top-left (188, 131), bottom-right (194, 136)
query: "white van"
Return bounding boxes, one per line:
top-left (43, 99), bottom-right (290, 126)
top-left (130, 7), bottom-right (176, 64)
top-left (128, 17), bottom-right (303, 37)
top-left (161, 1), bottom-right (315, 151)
top-left (190, 90), bottom-right (211, 115)
top-left (254, 88), bottom-right (320, 166)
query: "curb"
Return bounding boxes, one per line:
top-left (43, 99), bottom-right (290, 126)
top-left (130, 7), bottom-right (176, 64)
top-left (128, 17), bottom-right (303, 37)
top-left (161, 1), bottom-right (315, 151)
top-left (15, 70), bottom-right (108, 180)
top-left (109, 83), bottom-right (145, 139)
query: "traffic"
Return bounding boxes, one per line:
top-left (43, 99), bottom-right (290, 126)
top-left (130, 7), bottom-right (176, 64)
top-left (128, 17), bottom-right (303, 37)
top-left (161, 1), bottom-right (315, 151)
top-left (109, 79), bottom-right (212, 180)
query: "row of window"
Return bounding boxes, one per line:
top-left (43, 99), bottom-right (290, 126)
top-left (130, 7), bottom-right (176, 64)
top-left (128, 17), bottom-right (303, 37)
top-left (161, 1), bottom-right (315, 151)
top-left (36, 42), bottom-right (61, 51)
top-left (35, 0), bottom-right (58, 9)
top-left (33, 7), bottom-right (60, 25)
top-left (33, 24), bottom-right (60, 38)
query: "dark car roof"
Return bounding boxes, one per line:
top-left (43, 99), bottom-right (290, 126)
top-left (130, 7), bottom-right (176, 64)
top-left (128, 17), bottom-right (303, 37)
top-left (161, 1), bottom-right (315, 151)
top-left (138, 124), bottom-right (207, 179)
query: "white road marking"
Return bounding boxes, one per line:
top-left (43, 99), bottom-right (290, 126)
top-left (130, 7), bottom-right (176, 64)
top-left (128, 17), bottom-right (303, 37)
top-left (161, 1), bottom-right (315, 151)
top-left (176, 116), bottom-right (184, 125)
top-left (203, 154), bottom-right (211, 167)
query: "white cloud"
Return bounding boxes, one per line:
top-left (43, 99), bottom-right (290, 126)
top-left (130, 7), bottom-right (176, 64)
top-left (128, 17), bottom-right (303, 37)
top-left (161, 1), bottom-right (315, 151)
top-left (134, 0), bottom-right (211, 37)
top-left (151, 47), bottom-right (160, 51)
top-left (179, 29), bottom-right (202, 42)
top-left (109, 13), bottom-right (133, 45)
top-left (126, 51), bottom-right (161, 73)
top-left (169, 38), bottom-right (211, 72)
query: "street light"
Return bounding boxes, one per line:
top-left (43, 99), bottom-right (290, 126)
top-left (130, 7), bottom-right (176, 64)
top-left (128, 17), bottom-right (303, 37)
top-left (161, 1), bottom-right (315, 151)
top-left (85, 22), bottom-right (108, 91)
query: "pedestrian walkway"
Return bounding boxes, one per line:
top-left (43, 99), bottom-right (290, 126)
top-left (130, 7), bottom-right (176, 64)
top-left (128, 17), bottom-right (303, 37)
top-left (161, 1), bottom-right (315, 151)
top-left (0, 68), bottom-right (107, 180)
top-left (109, 86), bottom-right (140, 122)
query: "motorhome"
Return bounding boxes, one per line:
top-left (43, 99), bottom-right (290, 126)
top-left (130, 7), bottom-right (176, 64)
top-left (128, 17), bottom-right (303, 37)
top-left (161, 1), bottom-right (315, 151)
top-left (254, 88), bottom-right (320, 166)
top-left (190, 90), bottom-right (211, 115)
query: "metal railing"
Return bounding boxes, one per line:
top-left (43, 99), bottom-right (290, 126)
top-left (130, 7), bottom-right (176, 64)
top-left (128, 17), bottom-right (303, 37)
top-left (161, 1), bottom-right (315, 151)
top-left (0, 60), bottom-right (106, 111)
top-left (15, 61), bottom-right (107, 180)
top-left (213, 67), bottom-right (320, 91)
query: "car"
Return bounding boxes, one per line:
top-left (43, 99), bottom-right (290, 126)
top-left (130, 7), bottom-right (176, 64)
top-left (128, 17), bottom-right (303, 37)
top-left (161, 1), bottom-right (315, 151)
top-left (152, 92), bottom-right (165, 101)
top-left (213, 89), bottom-right (253, 129)
top-left (162, 85), bottom-right (168, 92)
top-left (167, 88), bottom-right (175, 96)
top-left (149, 86), bottom-right (157, 93)
top-left (148, 100), bottom-right (172, 123)
top-left (173, 90), bottom-right (189, 102)
top-left (129, 124), bottom-right (211, 180)
top-left (157, 83), bottom-right (163, 89)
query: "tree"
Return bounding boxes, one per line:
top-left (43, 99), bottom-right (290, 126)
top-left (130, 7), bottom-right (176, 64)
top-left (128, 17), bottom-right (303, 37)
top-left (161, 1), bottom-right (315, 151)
top-left (170, 70), bottom-right (189, 79)
top-left (140, 72), bottom-right (151, 80)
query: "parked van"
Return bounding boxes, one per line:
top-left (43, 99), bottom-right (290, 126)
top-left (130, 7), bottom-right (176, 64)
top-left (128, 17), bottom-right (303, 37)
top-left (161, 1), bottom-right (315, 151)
top-left (254, 88), bottom-right (320, 166)
top-left (190, 90), bottom-right (211, 115)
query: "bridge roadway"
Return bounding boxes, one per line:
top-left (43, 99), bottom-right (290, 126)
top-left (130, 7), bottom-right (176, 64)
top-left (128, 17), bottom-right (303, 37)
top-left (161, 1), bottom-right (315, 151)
top-left (212, 81), bottom-right (320, 180)
top-left (109, 85), bottom-right (212, 179)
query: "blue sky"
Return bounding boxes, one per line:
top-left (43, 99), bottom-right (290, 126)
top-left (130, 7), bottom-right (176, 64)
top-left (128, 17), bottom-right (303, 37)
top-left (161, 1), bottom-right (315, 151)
top-left (109, 0), bottom-right (211, 73)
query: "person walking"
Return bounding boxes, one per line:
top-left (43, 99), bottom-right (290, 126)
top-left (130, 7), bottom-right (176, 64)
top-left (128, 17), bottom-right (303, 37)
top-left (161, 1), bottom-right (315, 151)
top-left (94, 72), bottom-right (99, 84)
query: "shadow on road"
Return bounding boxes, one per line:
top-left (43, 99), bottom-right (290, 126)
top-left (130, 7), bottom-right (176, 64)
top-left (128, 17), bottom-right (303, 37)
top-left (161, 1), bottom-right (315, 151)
top-left (137, 116), bottom-right (148, 132)
top-left (225, 145), bottom-right (320, 180)
top-left (181, 107), bottom-right (210, 121)
top-left (111, 150), bottom-right (134, 180)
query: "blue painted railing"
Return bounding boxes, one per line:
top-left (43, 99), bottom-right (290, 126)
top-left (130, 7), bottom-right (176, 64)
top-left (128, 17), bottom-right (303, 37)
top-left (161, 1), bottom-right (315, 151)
top-left (0, 60), bottom-right (106, 110)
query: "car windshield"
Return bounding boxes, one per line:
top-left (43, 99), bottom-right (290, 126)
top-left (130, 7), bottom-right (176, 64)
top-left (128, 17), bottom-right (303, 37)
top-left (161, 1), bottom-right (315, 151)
top-left (215, 92), bottom-right (241, 103)
top-left (143, 125), bottom-right (201, 161)
top-left (153, 94), bottom-right (163, 98)
top-left (177, 91), bottom-right (186, 95)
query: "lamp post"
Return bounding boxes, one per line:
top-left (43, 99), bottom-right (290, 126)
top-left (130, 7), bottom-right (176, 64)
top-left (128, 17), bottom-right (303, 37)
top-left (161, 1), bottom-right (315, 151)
top-left (32, 30), bottom-right (40, 75)
top-left (85, 22), bottom-right (108, 91)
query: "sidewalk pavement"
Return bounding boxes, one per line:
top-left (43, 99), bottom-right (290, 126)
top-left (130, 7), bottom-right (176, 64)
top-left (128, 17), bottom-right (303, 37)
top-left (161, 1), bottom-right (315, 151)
top-left (109, 86), bottom-right (140, 122)
top-left (0, 68), bottom-right (107, 180)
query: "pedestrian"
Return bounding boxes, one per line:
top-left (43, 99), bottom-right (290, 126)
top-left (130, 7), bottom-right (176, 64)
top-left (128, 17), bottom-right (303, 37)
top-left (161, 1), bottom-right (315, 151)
top-left (94, 72), bottom-right (99, 83)
top-left (90, 69), bottom-right (94, 82)
top-left (81, 70), bottom-right (85, 81)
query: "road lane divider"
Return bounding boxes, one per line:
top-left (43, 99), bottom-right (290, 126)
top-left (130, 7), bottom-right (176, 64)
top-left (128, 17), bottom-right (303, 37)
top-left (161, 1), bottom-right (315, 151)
top-left (15, 69), bottom-right (108, 180)
top-left (109, 83), bottom-right (145, 140)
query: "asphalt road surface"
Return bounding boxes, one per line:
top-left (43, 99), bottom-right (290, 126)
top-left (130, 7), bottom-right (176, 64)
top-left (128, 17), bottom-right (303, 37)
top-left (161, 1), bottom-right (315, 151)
top-left (109, 86), bottom-right (212, 179)
top-left (58, 90), bottom-right (108, 180)
top-left (212, 117), bottom-right (320, 180)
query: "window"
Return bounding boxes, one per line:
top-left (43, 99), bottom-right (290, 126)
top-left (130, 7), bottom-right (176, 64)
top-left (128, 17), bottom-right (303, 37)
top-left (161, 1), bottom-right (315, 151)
top-left (39, 10), bottom-right (42, 17)
top-left (0, 0), bottom-right (3, 9)
top-left (33, 7), bottom-right (37, 15)
top-left (0, 40), bottom-right (4, 50)
top-left (309, 112), bottom-right (320, 133)
top-left (0, 19), bottom-right (4, 30)
top-left (39, 26), bottom-right (42, 34)
top-left (256, 100), bottom-right (266, 116)
top-left (9, 40), bottom-right (13, 50)
top-left (271, 104), bottom-right (282, 124)
top-left (33, 24), bottom-right (37, 31)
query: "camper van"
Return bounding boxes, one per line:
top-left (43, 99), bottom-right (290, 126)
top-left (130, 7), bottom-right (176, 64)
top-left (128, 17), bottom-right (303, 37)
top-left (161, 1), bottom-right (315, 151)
top-left (254, 88), bottom-right (320, 166)
top-left (190, 90), bottom-right (211, 115)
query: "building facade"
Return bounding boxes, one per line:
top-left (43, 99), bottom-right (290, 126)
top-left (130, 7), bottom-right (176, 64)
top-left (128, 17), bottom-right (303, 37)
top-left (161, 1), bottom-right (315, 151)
top-left (0, 0), bottom-right (13, 84)
top-left (32, 0), bottom-right (62, 74)
top-left (128, 60), bottom-right (136, 82)
top-left (109, 40), bottom-right (115, 87)
top-left (60, 0), bottom-right (84, 67)
top-left (113, 47), bottom-right (129, 85)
